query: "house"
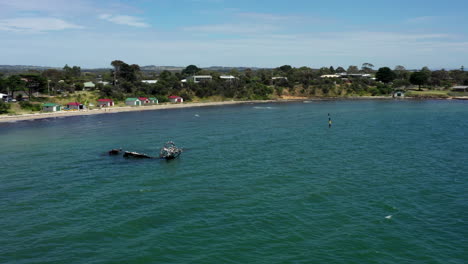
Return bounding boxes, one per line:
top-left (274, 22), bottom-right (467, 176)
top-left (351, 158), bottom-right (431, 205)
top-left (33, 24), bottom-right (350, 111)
top-left (321, 74), bottom-right (341, 78)
top-left (220, 75), bottom-right (237, 81)
top-left (148, 97), bottom-right (158, 104)
top-left (97, 81), bottom-right (110, 86)
top-left (138, 97), bottom-right (150, 104)
top-left (186, 75), bottom-right (212, 83)
top-left (168, 96), bottom-right (183, 103)
top-left (97, 99), bottom-right (114, 107)
top-left (451, 86), bottom-right (468, 92)
top-left (0, 93), bottom-right (7, 101)
top-left (83, 81), bottom-right (95, 89)
top-left (42, 103), bottom-right (61, 112)
top-left (272, 76), bottom-right (288, 81)
top-left (125, 98), bottom-right (142, 106)
top-left (141, 80), bottom-right (158, 84)
top-left (67, 102), bottom-right (85, 110)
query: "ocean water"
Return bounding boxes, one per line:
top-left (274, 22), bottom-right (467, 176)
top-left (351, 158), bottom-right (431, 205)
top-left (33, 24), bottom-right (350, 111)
top-left (0, 100), bottom-right (467, 264)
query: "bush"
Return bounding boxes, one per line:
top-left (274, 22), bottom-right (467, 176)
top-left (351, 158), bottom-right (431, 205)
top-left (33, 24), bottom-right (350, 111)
top-left (19, 101), bottom-right (41, 111)
top-left (0, 101), bottom-right (10, 114)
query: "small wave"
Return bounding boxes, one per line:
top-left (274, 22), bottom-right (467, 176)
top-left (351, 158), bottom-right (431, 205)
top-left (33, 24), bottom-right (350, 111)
top-left (253, 106), bottom-right (275, 109)
top-left (385, 215), bottom-right (392, 219)
top-left (194, 114), bottom-right (200, 117)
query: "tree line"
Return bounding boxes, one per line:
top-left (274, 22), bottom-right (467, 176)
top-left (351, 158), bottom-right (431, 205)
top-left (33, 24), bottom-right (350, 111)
top-left (1, 61), bottom-right (467, 103)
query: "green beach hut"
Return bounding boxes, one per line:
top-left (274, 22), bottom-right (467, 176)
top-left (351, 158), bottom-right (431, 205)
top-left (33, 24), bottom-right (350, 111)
top-left (125, 98), bottom-right (142, 106)
top-left (148, 97), bottom-right (158, 104)
top-left (42, 103), bottom-right (62, 112)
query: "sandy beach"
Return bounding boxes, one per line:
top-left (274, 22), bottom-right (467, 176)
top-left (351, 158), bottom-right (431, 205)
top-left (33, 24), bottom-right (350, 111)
top-left (0, 100), bottom-right (276, 123)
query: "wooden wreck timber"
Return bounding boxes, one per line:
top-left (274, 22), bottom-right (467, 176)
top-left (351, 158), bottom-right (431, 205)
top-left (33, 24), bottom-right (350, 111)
top-left (108, 142), bottom-right (182, 160)
top-left (123, 151), bottom-right (153, 159)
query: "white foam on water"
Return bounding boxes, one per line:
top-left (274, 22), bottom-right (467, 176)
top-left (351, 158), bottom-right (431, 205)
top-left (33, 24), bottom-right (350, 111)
top-left (194, 114), bottom-right (200, 117)
top-left (253, 106), bottom-right (275, 109)
top-left (385, 215), bottom-right (392, 219)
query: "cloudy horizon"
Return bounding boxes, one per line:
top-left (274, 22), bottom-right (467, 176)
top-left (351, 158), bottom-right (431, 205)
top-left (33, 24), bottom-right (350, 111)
top-left (1, 0), bottom-right (467, 70)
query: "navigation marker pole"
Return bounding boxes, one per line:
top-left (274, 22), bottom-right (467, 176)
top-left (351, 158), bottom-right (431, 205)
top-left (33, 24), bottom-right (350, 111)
top-left (328, 113), bottom-right (332, 128)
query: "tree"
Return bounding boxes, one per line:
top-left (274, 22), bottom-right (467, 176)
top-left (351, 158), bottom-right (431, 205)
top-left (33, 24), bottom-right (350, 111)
top-left (347, 65), bottom-right (359, 73)
top-left (7, 75), bottom-right (26, 98)
top-left (182, 65), bottom-right (201, 75)
top-left (394, 65), bottom-right (409, 80)
top-left (335, 66), bottom-right (346, 73)
top-left (63, 65), bottom-right (81, 79)
top-left (111, 60), bottom-right (125, 85)
top-left (410, 72), bottom-right (429, 90)
top-left (278, 65), bottom-right (292, 73)
top-left (375, 67), bottom-right (396, 83)
top-left (361, 62), bottom-right (374, 73)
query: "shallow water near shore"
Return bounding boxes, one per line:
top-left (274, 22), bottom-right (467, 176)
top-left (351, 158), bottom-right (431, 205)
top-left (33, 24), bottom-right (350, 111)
top-left (1, 100), bottom-right (467, 263)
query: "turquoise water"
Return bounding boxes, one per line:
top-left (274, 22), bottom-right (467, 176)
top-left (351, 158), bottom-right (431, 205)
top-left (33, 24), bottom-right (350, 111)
top-left (1, 100), bottom-right (467, 263)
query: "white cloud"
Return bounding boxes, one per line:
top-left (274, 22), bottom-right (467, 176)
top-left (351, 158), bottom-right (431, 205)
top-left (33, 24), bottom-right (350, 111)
top-left (183, 23), bottom-right (279, 34)
top-left (98, 14), bottom-right (150, 28)
top-left (236, 12), bottom-right (299, 21)
top-left (406, 16), bottom-right (438, 24)
top-left (0, 17), bottom-right (83, 32)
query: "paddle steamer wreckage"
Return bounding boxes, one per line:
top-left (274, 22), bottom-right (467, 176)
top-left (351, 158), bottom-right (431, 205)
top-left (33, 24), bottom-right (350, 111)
top-left (108, 142), bottom-right (183, 160)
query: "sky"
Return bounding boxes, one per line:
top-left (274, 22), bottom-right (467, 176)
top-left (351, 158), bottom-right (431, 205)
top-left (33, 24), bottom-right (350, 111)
top-left (0, 0), bottom-right (467, 69)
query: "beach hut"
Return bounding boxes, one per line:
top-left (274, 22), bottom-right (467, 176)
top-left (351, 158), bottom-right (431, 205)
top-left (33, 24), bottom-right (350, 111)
top-left (42, 103), bottom-right (61, 112)
top-left (148, 97), bottom-right (159, 104)
top-left (125, 98), bottom-right (141, 106)
top-left (168, 96), bottom-right (183, 103)
top-left (138, 97), bottom-right (150, 104)
top-left (451, 86), bottom-right (468, 92)
top-left (97, 99), bottom-right (114, 107)
top-left (67, 102), bottom-right (85, 110)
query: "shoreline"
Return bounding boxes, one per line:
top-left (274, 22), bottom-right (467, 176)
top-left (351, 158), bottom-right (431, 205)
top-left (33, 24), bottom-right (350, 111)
top-left (0, 96), bottom-right (465, 123)
top-left (0, 100), bottom-right (276, 123)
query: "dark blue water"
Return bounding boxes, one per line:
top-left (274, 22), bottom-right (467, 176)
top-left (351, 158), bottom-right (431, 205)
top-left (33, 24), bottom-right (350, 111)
top-left (1, 100), bottom-right (467, 263)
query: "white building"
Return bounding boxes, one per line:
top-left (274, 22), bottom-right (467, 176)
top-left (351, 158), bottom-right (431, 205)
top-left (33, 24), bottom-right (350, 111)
top-left (187, 75), bottom-right (212, 83)
top-left (142, 80), bottom-right (158, 84)
top-left (220, 75), bottom-right (237, 81)
top-left (320, 74), bottom-right (341, 78)
top-left (97, 81), bottom-right (110, 86)
top-left (272, 76), bottom-right (288, 81)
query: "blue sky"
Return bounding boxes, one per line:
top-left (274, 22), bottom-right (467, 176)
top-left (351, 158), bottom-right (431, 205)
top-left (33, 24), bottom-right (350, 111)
top-left (1, 0), bottom-right (467, 69)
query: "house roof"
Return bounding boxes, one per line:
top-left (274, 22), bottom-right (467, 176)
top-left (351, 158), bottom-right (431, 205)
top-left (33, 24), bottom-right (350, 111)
top-left (148, 97), bottom-right (158, 100)
top-left (43, 103), bottom-right (59, 107)
top-left (98, 99), bottom-right (113, 102)
top-left (83, 81), bottom-right (95, 87)
top-left (126, 98), bottom-right (140, 101)
top-left (67, 102), bottom-right (81, 106)
top-left (138, 97), bottom-right (148, 100)
top-left (168, 96), bottom-right (182, 99)
top-left (220, 75), bottom-right (236, 79)
top-left (141, 80), bottom-right (158, 84)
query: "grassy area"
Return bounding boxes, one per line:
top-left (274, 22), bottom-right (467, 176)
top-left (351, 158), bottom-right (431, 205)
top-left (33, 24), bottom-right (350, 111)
top-left (406, 90), bottom-right (450, 98)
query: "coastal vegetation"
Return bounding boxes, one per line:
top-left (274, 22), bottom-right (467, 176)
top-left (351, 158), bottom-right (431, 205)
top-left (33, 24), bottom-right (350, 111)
top-left (0, 62), bottom-right (467, 115)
